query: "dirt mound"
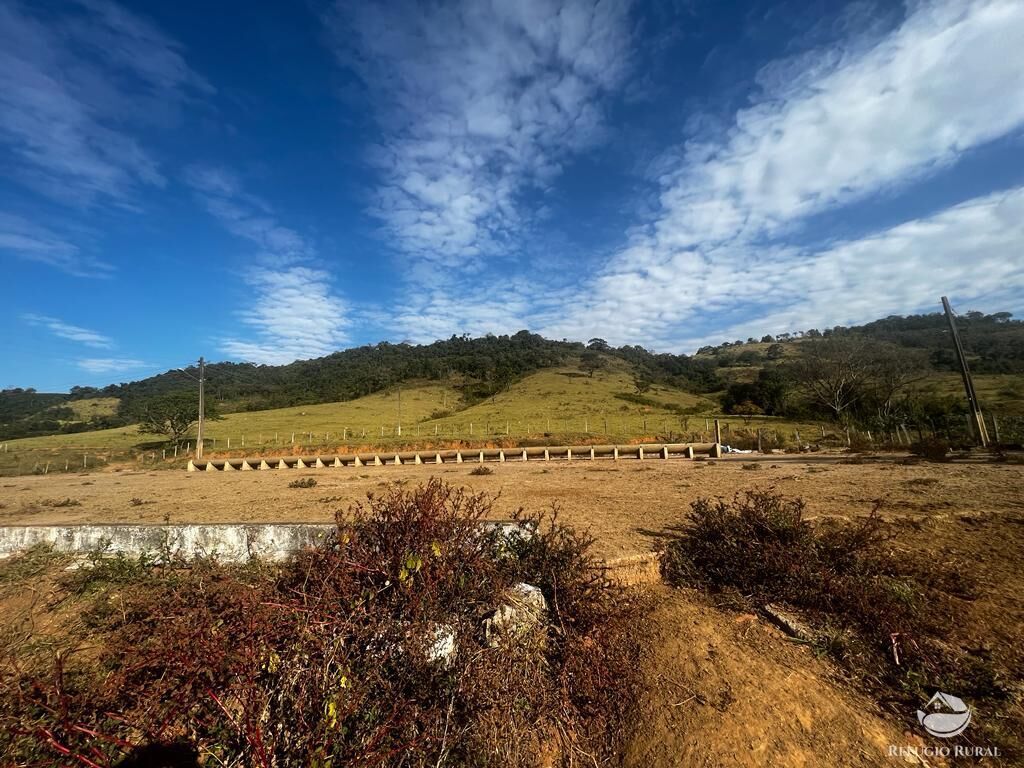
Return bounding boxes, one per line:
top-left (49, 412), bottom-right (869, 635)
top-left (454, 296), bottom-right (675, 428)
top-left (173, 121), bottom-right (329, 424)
top-left (624, 587), bottom-right (922, 768)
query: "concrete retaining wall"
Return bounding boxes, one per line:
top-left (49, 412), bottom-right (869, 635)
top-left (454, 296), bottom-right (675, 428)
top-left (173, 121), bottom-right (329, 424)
top-left (0, 521), bottom-right (528, 561)
top-left (188, 442), bottom-right (716, 472)
top-left (0, 523), bottom-right (336, 562)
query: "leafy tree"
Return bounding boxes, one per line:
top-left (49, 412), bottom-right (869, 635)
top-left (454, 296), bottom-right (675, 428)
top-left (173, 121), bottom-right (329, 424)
top-left (587, 338), bottom-right (610, 351)
top-left (579, 350), bottom-right (606, 378)
top-left (633, 371), bottom-right (654, 395)
top-left (722, 368), bottom-right (791, 416)
top-left (131, 392), bottom-right (220, 442)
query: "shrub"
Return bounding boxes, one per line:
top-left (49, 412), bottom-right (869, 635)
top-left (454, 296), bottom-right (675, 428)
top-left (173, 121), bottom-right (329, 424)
top-left (909, 437), bottom-right (950, 462)
top-left (468, 465), bottom-right (493, 476)
top-left (288, 476), bottom-right (318, 488)
top-left (41, 497), bottom-right (81, 507)
top-left (661, 491), bottom-right (1011, 750)
top-left (1, 480), bottom-right (648, 767)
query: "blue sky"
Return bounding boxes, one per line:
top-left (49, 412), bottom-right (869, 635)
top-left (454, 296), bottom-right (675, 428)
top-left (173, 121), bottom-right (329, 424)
top-left (2, 0), bottom-right (1023, 392)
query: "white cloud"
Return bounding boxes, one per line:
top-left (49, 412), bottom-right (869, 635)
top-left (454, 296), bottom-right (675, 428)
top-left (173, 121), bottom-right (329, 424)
top-left (327, 0), bottom-right (634, 267)
top-left (184, 165), bottom-right (314, 264)
top-left (651, 0), bottom-right (1024, 250)
top-left (0, 0), bottom-right (208, 206)
top-left (543, 0), bottom-right (1024, 348)
top-left (220, 268), bottom-right (349, 365)
top-left (77, 357), bottom-right (148, 374)
top-left (391, 287), bottom-right (538, 344)
top-left (22, 313), bottom-right (114, 348)
top-left (676, 186), bottom-right (1024, 348)
top-left (0, 212), bottom-right (113, 277)
top-left (185, 165), bottom-right (351, 364)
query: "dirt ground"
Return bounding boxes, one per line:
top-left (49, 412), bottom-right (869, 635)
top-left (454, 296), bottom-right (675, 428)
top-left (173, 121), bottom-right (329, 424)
top-left (2, 455), bottom-right (1021, 560)
top-left (624, 586), bottom-right (920, 768)
top-left (2, 455), bottom-right (1023, 765)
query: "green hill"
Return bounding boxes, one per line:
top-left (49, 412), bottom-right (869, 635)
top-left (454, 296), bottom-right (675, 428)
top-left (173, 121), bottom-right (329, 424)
top-left (2, 310), bottom-right (1023, 463)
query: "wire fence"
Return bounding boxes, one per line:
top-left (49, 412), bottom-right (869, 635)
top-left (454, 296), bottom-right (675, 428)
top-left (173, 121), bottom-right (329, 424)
top-left (2, 413), bottom-right (1021, 477)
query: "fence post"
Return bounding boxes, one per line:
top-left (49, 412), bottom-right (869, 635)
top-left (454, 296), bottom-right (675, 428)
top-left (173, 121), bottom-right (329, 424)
top-left (714, 419), bottom-right (721, 444)
top-left (993, 415), bottom-right (1001, 444)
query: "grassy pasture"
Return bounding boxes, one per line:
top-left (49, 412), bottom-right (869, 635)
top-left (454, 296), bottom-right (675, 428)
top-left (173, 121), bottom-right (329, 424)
top-left (2, 362), bottom-right (1018, 476)
top-left (415, 364), bottom-right (717, 439)
top-left (0, 369), bottom-right (721, 475)
top-left (63, 397), bottom-right (120, 421)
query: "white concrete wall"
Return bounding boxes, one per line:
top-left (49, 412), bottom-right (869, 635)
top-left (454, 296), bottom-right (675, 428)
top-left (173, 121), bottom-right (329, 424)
top-left (0, 523), bottom-right (335, 562)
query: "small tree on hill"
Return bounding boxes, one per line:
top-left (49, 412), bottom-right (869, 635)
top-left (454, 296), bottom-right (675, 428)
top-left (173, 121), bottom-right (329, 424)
top-left (133, 392), bottom-right (219, 442)
top-left (633, 371), bottom-right (654, 395)
top-left (580, 350), bottom-right (605, 378)
top-left (733, 400), bottom-right (763, 425)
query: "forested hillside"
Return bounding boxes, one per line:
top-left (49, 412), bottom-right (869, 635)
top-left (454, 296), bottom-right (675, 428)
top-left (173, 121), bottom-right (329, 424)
top-left (3, 311), bottom-right (1022, 441)
top-left (698, 310), bottom-right (1024, 373)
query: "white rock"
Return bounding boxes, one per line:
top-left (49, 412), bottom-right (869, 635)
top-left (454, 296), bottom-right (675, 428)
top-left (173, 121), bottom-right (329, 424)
top-left (425, 624), bottom-right (457, 666)
top-left (484, 582), bottom-right (547, 646)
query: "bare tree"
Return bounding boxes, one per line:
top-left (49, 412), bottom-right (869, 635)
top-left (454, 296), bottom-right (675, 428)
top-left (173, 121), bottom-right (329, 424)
top-left (795, 338), bottom-right (933, 424)
top-left (869, 345), bottom-right (930, 427)
top-left (793, 338), bottom-right (877, 421)
top-left (734, 400), bottom-right (763, 425)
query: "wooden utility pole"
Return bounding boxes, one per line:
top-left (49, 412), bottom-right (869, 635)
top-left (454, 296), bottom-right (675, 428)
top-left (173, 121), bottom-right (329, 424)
top-left (196, 357), bottom-right (206, 460)
top-left (941, 297), bottom-right (989, 446)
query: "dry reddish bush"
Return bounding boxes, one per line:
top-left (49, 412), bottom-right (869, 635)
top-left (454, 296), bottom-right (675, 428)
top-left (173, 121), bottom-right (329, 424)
top-left (0, 479), bottom-right (648, 767)
top-left (661, 491), bottom-right (1012, 753)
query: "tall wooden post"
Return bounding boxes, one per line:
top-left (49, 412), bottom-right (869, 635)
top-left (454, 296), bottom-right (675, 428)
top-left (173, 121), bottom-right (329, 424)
top-left (942, 297), bottom-right (989, 446)
top-left (196, 357), bottom-right (205, 460)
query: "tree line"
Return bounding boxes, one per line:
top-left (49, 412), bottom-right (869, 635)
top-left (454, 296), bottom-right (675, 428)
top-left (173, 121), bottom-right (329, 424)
top-left (3, 310), bottom-right (1021, 441)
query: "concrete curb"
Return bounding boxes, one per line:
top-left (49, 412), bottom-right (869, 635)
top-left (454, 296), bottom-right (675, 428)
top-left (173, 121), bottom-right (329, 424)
top-left (187, 442), bottom-right (717, 472)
